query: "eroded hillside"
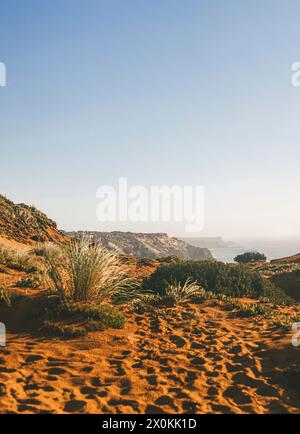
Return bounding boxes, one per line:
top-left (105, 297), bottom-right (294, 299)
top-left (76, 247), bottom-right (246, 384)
top-left (0, 195), bottom-right (67, 244)
top-left (68, 231), bottom-right (213, 261)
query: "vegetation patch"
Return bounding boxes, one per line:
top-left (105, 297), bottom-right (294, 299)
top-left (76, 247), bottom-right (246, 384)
top-left (234, 252), bottom-right (266, 263)
top-left (16, 275), bottom-right (41, 289)
top-left (133, 279), bottom-right (204, 309)
top-left (144, 260), bottom-right (292, 305)
top-left (0, 243), bottom-right (35, 272)
top-left (41, 296), bottom-right (125, 337)
top-left (40, 238), bottom-right (139, 304)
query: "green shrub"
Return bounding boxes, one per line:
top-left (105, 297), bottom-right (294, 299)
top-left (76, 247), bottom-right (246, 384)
top-left (61, 302), bottom-right (126, 329)
top-left (41, 297), bottom-right (125, 337)
top-left (144, 260), bottom-right (292, 304)
top-left (234, 252), bottom-right (267, 263)
top-left (43, 321), bottom-right (85, 337)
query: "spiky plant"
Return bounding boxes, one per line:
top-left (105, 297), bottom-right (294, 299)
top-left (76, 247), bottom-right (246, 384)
top-left (34, 242), bottom-right (64, 293)
top-left (45, 237), bottom-right (139, 303)
top-left (162, 278), bottom-right (204, 306)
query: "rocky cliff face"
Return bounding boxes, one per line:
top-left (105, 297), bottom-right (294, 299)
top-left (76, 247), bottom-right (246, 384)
top-left (68, 231), bottom-right (213, 260)
top-left (0, 194), bottom-right (67, 244)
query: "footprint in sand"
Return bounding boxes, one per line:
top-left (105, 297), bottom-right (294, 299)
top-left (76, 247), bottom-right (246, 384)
top-left (47, 367), bottom-right (68, 376)
top-left (226, 362), bottom-right (244, 373)
top-left (80, 386), bottom-right (98, 397)
top-left (23, 383), bottom-right (39, 391)
top-left (256, 383), bottom-right (279, 397)
top-left (190, 356), bottom-right (206, 366)
top-left (207, 386), bottom-right (219, 396)
top-left (45, 375), bottom-right (59, 381)
top-left (0, 383), bottom-right (6, 396)
top-left (119, 378), bottom-right (132, 395)
top-left (231, 372), bottom-right (263, 388)
top-left (145, 404), bottom-right (166, 414)
top-left (155, 395), bottom-right (174, 406)
top-left (168, 387), bottom-right (189, 399)
top-left (170, 335), bottom-right (187, 348)
top-left (109, 359), bottom-right (126, 376)
top-left (0, 367), bottom-right (17, 373)
top-left (223, 385), bottom-right (253, 405)
top-left (182, 400), bottom-right (198, 413)
top-left (131, 361), bottom-right (144, 369)
top-left (211, 403), bottom-right (233, 414)
top-left (64, 400), bottom-right (87, 413)
top-left (146, 375), bottom-right (158, 386)
top-left (108, 398), bottom-right (140, 412)
top-left (160, 366), bottom-right (173, 373)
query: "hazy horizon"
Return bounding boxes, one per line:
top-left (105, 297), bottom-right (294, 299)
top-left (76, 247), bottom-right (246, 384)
top-left (1, 1), bottom-right (300, 239)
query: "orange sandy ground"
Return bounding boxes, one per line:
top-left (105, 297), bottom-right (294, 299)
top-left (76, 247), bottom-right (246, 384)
top-left (0, 241), bottom-right (299, 414)
top-left (0, 298), bottom-right (300, 414)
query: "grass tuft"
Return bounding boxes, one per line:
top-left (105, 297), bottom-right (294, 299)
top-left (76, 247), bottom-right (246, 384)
top-left (42, 297), bottom-right (125, 337)
top-left (44, 238), bottom-right (139, 303)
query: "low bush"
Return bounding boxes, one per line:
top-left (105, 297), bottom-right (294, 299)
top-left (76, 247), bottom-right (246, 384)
top-left (0, 243), bottom-right (35, 272)
top-left (234, 252), bottom-right (267, 263)
top-left (43, 321), bottom-right (86, 337)
top-left (42, 296), bottom-right (125, 337)
top-left (144, 260), bottom-right (292, 305)
top-left (31, 242), bottom-right (62, 260)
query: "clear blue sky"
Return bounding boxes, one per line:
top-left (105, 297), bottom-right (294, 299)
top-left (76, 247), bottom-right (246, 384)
top-left (0, 0), bottom-right (300, 237)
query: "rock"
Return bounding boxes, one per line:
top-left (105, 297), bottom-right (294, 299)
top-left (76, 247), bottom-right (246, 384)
top-left (67, 231), bottom-right (213, 261)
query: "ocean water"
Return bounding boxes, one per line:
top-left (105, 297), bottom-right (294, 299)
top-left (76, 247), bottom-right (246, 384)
top-left (210, 238), bottom-right (300, 263)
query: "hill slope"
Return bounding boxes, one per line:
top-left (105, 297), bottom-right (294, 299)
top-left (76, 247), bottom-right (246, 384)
top-left (0, 194), bottom-right (67, 244)
top-left (271, 253), bottom-right (300, 264)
